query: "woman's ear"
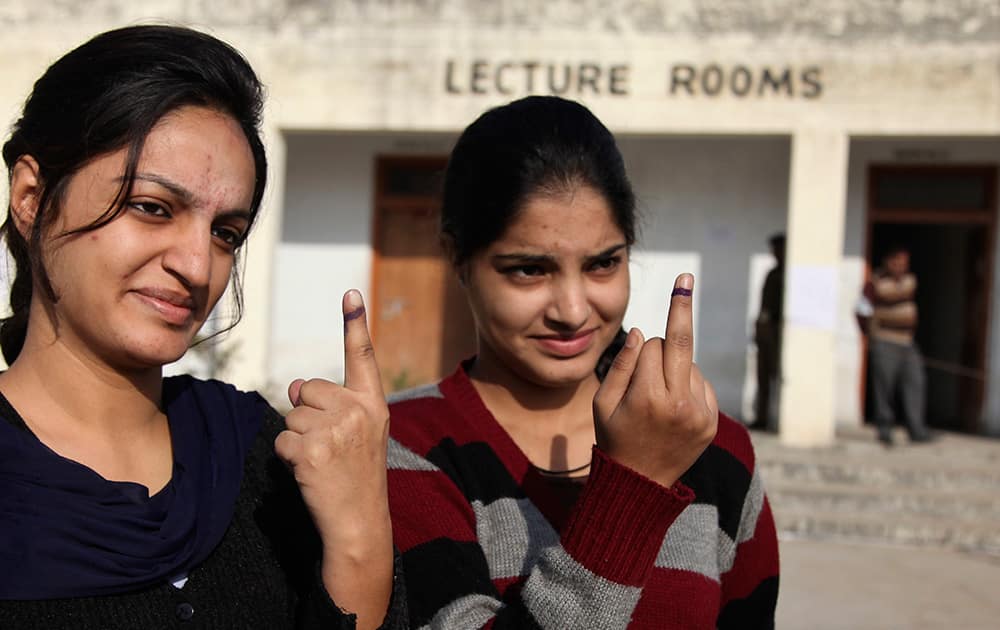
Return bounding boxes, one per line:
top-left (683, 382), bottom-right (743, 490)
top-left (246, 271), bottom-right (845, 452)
top-left (9, 155), bottom-right (42, 238)
top-left (440, 233), bottom-right (467, 286)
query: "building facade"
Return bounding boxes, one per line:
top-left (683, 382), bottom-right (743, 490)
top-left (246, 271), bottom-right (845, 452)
top-left (2, 1), bottom-right (998, 444)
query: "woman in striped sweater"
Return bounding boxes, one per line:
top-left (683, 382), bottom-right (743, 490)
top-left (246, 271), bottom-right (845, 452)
top-left (386, 95), bottom-right (779, 629)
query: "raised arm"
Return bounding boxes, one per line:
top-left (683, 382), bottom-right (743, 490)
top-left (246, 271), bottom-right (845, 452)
top-left (275, 290), bottom-right (398, 629)
top-left (593, 273), bottom-right (718, 489)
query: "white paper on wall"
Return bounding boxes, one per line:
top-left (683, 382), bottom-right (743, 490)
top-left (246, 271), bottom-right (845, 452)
top-left (786, 264), bottom-right (838, 331)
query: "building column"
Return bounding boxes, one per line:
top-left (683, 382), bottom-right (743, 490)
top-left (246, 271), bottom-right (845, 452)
top-left (219, 123), bottom-right (287, 392)
top-left (779, 128), bottom-right (849, 447)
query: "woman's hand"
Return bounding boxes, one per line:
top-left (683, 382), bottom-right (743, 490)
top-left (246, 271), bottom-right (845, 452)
top-left (593, 273), bottom-right (719, 489)
top-left (275, 289), bottom-right (392, 629)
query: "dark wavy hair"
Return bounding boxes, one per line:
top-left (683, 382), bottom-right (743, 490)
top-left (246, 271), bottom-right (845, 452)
top-left (440, 95), bottom-right (636, 265)
top-left (1, 25), bottom-right (268, 364)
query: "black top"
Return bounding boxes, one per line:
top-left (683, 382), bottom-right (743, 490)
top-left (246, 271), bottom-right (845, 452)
top-left (0, 385), bottom-right (407, 629)
top-left (759, 264), bottom-right (784, 323)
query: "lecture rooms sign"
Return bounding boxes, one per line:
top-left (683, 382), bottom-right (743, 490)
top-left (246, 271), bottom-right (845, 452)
top-left (444, 59), bottom-right (823, 99)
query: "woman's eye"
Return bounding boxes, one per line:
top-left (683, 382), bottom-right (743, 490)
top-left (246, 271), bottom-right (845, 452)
top-left (588, 256), bottom-right (621, 273)
top-left (129, 201), bottom-right (169, 217)
top-left (505, 265), bottom-right (545, 278)
top-left (212, 226), bottom-right (244, 248)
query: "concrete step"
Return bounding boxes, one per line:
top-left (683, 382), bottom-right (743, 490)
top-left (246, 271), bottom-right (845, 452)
top-left (766, 480), bottom-right (1000, 520)
top-left (750, 426), bottom-right (1000, 555)
top-left (758, 458), bottom-right (1000, 492)
top-left (773, 508), bottom-right (1000, 556)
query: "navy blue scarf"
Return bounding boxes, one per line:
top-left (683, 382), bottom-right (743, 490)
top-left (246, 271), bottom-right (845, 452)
top-left (0, 375), bottom-right (266, 600)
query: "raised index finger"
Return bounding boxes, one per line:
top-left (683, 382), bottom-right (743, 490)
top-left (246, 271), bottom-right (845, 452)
top-left (663, 273), bottom-right (695, 392)
top-left (342, 289), bottom-right (385, 397)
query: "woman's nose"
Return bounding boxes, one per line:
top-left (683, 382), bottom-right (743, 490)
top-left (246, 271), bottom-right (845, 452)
top-left (546, 276), bottom-right (591, 330)
top-left (161, 222), bottom-right (212, 288)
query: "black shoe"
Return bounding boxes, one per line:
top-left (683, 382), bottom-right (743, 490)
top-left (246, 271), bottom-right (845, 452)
top-left (878, 435), bottom-right (894, 448)
top-left (910, 432), bottom-right (937, 444)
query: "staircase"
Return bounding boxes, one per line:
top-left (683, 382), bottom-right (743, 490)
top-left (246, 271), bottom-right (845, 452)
top-left (751, 426), bottom-right (1000, 557)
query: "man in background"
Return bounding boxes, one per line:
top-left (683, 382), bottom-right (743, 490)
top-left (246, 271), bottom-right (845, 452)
top-left (752, 233), bottom-right (785, 431)
top-left (856, 245), bottom-right (932, 446)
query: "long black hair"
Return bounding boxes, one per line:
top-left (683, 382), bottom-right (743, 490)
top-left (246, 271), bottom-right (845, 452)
top-left (1, 25), bottom-right (268, 364)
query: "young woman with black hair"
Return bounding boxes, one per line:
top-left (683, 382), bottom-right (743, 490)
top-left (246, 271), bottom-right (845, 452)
top-left (386, 96), bottom-right (779, 629)
top-left (0, 25), bottom-right (404, 629)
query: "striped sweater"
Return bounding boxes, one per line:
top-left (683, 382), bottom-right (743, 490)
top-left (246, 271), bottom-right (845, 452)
top-left (386, 365), bottom-right (779, 629)
top-left (864, 270), bottom-right (918, 345)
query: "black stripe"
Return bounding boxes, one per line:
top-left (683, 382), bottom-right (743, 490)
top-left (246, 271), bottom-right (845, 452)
top-left (717, 575), bottom-right (779, 629)
top-left (425, 438), bottom-right (527, 505)
top-left (402, 538), bottom-right (498, 626)
top-left (680, 443), bottom-right (752, 541)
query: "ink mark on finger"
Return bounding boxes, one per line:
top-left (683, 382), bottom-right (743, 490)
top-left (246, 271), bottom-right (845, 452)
top-left (671, 287), bottom-right (693, 298)
top-left (344, 306), bottom-right (366, 323)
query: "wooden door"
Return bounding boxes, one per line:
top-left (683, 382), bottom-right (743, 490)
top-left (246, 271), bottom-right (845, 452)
top-left (370, 157), bottom-right (477, 392)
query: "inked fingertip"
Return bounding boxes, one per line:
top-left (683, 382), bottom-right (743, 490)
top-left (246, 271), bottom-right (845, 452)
top-left (675, 273), bottom-right (694, 291)
top-left (342, 291), bottom-right (365, 324)
top-left (344, 288), bottom-right (364, 310)
top-left (343, 305), bottom-right (366, 323)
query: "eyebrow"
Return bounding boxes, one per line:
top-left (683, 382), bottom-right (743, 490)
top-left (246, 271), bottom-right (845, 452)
top-left (492, 243), bottom-right (628, 264)
top-left (126, 173), bottom-right (195, 206)
top-left (121, 172), bottom-right (253, 221)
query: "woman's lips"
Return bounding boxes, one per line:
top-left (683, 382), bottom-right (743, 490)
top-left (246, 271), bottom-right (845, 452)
top-left (132, 288), bottom-right (195, 326)
top-left (533, 329), bottom-right (597, 357)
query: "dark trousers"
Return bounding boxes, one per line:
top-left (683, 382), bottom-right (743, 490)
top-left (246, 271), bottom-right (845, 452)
top-left (869, 338), bottom-right (929, 441)
top-left (754, 321), bottom-right (781, 429)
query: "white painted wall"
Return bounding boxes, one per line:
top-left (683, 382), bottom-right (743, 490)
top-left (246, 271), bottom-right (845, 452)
top-left (619, 136), bottom-right (791, 417)
top-left (269, 132), bottom-right (453, 398)
top-left (273, 133), bottom-right (791, 419)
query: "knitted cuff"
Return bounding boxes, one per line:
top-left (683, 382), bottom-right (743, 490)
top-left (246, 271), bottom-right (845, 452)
top-left (560, 447), bottom-right (694, 587)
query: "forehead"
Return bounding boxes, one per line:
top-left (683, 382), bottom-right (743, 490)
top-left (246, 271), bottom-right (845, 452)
top-left (491, 186), bottom-right (625, 253)
top-left (137, 106), bottom-right (256, 206)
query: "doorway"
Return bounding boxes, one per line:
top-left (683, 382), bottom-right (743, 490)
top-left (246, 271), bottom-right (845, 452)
top-left (865, 165), bottom-right (997, 433)
top-left (369, 156), bottom-right (477, 392)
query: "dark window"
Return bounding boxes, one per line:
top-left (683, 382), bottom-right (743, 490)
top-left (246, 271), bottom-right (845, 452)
top-left (873, 171), bottom-right (990, 211)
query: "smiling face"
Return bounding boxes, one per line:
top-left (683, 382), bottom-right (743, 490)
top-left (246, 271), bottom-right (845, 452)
top-left (463, 185), bottom-right (630, 390)
top-left (29, 105), bottom-right (256, 371)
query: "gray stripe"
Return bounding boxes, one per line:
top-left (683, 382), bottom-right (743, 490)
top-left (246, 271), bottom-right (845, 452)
top-left (472, 497), bottom-right (559, 580)
top-left (717, 468), bottom-right (767, 574)
top-left (736, 469), bottom-right (765, 545)
top-left (387, 382), bottom-right (443, 404)
top-left (655, 470), bottom-right (767, 579)
top-left (524, 545), bottom-right (643, 630)
top-left (418, 593), bottom-right (503, 630)
top-left (387, 437), bottom-right (439, 471)
top-left (471, 497), bottom-right (641, 628)
top-left (655, 503), bottom-right (729, 582)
